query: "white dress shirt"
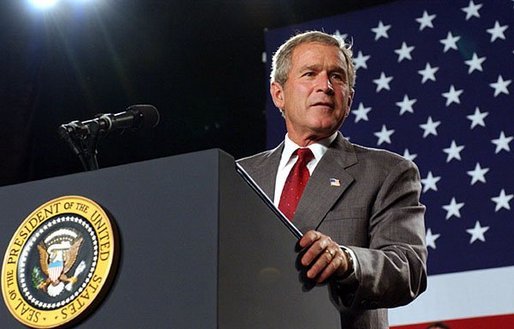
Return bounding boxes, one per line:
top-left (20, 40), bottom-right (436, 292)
top-left (273, 132), bottom-right (338, 206)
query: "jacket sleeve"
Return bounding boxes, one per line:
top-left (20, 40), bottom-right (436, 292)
top-left (332, 158), bottom-right (427, 310)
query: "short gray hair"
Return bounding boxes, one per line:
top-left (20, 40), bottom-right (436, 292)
top-left (270, 31), bottom-right (356, 88)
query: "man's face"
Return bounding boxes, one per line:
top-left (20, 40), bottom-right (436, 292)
top-left (271, 42), bottom-right (354, 145)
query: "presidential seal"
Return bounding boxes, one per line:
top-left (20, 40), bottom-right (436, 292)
top-left (1, 196), bottom-right (118, 328)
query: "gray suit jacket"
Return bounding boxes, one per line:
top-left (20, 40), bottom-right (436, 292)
top-left (238, 133), bottom-right (427, 329)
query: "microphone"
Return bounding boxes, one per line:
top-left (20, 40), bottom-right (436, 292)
top-left (59, 104), bottom-right (160, 137)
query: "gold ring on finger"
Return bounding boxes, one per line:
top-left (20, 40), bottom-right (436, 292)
top-left (325, 249), bottom-right (335, 257)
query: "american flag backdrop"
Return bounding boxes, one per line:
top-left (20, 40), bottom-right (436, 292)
top-left (264, 0), bottom-right (514, 327)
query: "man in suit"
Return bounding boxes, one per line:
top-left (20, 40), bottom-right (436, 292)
top-left (238, 31), bottom-right (427, 328)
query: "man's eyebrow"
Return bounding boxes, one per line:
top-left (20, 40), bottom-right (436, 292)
top-left (299, 64), bottom-right (346, 71)
top-left (299, 64), bottom-right (322, 71)
top-left (328, 65), bottom-right (347, 73)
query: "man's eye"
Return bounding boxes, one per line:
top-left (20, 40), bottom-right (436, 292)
top-left (302, 71), bottom-right (315, 77)
top-left (331, 73), bottom-right (344, 80)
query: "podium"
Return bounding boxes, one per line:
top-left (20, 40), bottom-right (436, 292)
top-left (0, 149), bottom-right (340, 328)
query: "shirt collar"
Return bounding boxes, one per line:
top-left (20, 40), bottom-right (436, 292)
top-left (279, 132), bottom-right (338, 168)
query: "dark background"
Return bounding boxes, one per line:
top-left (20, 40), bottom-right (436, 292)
top-left (1, 0), bottom-right (395, 186)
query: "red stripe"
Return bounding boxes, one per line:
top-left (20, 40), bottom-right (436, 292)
top-left (391, 313), bottom-right (514, 329)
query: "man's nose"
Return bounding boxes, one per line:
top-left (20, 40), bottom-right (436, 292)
top-left (316, 72), bottom-right (334, 94)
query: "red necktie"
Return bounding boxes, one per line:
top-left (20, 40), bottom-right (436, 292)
top-left (279, 148), bottom-right (314, 220)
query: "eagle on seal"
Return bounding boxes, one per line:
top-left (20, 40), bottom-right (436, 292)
top-left (37, 236), bottom-right (84, 294)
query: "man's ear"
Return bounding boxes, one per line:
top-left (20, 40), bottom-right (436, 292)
top-left (348, 88), bottom-right (355, 108)
top-left (345, 88), bottom-right (355, 118)
top-left (270, 81), bottom-right (285, 109)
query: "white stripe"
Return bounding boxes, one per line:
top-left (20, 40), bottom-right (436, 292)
top-left (389, 265), bottom-right (514, 325)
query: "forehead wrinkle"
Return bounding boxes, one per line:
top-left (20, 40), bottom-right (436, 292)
top-left (288, 43), bottom-right (350, 82)
top-left (297, 63), bottom-right (348, 76)
top-left (296, 53), bottom-right (347, 71)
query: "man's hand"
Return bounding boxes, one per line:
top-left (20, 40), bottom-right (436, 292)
top-left (298, 230), bottom-right (351, 283)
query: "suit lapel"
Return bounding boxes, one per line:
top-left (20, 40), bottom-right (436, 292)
top-left (293, 134), bottom-right (358, 233)
top-left (249, 144), bottom-right (283, 198)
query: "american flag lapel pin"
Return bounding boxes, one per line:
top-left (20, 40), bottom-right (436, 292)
top-left (330, 178), bottom-right (341, 187)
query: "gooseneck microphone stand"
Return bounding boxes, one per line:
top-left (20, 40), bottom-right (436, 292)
top-left (58, 105), bottom-right (160, 172)
top-left (58, 120), bottom-right (101, 171)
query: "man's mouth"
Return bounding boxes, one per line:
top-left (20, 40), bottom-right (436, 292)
top-left (311, 102), bottom-right (334, 109)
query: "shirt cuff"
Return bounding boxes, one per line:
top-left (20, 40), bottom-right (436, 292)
top-left (339, 245), bottom-right (358, 280)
